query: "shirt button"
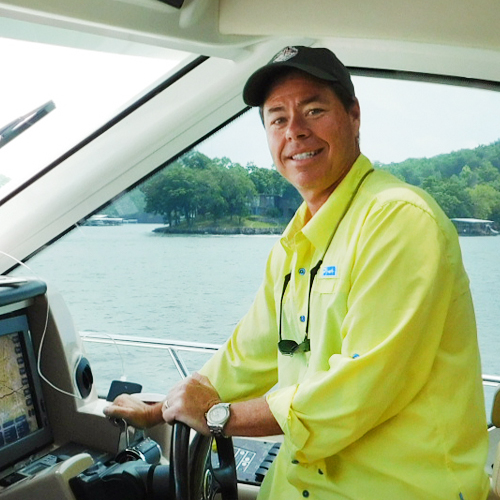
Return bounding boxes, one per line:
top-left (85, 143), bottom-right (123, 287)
top-left (300, 315), bottom-right (306, 322)
top-left (303, 491), bottom-right (310, 498)
top-left (298, 268), bottom-right (306, 275)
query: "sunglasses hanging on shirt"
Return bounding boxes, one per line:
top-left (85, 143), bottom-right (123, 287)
top-left (277, 168), bottom-right (374, 356)
top-left (278, 260), bottom-right (322, 355)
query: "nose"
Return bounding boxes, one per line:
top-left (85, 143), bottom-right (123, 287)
top-left (285, 113), bottom-right (310, 141)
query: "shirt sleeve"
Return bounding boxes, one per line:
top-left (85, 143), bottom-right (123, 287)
top-left (266, 199), bottom-right (464, 463)
top-left (199, 246), bottom-right (281, 402)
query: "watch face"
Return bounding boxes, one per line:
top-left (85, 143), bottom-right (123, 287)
top-left (209, 404), bottom-right (229, 424)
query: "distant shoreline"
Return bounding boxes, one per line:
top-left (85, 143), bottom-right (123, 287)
top-left (153, 225), bottom-right (284, 235)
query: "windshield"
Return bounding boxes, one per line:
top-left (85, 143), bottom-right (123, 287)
top-left (0, 36), bottom-right (191, 201)
top-left (11, 75), bottom-right (500, 405)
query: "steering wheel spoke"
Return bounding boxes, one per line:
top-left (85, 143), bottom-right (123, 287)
top-left (210, 435), bottom-right (238, 499)
top-left (171, 422), bottom-right (238, 500)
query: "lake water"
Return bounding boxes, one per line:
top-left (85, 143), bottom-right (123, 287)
top-left (17, 224), bottom-right (500, 410)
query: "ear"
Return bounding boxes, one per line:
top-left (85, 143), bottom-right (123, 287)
top-left (349, 98), bottom-right (361, 142)
top-left (349, 98), bottom-right (361, 124)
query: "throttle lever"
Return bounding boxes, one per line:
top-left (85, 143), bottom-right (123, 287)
top-left (109, 417), bottom-right (130, 454)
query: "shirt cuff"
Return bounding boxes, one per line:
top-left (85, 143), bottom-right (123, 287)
top-left (266, 384), bottom-right (310, 458)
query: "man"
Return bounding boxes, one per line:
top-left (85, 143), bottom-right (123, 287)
top-left (105, 46), bottom-right (489, 499)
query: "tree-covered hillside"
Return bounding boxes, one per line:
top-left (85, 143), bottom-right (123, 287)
top-left (141, 150), bottom-right (302, 226)
top-left (106, 140), bottom-right (500, 229)
top-left (378, 140), bottom-right (500, 224)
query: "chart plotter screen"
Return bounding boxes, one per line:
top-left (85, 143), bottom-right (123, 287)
top-left (0, 330), bottom-right (40, 448)
top-left (0, 314), bottom-right (51, 471)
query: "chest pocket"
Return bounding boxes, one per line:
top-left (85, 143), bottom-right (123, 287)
top-left (312, 275), bottom-right (339, 294)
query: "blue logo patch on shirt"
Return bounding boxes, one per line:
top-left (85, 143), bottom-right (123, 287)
top-left (322, 265), bottom-right (337, 278)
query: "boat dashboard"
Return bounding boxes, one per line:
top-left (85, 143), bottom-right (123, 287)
top-left (0, 278), bottom-right (281, 500)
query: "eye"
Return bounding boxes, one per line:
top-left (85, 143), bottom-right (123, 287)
top-left (270, 116), bottom-right (286, 127)
top-left (307, 107), bottom-right (324, 116)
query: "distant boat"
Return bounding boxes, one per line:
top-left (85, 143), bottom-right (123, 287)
top-left (85, 215), bottom-right (124, 226)
top-left (451, 218), bottom-right (499, 236)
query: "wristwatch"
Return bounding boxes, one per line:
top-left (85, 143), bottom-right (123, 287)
top-left (206, 403), bottom-right (231, 437)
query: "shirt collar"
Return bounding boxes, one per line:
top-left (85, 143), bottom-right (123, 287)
top-left (281, 154), bottom-right (374, 254)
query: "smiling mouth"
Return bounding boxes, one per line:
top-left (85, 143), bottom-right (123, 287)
top-left (290, 149), bottom-right (322, 161)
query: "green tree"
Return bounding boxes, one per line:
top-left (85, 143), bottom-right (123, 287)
top-left (476, 161), bottom-right (500, 184)
top-left (143, 166), bottom-right (198, 226)
top-left (195, 168), bottom-right (227, 222)
top-left (421, 176), bottom-right (473, 218)
top-left (248, 165), bottom-right (289, 196)
top-left (218, 165), bottom-right (257, 221)
top-left (177, 150), bottom-right (213, 170)
top-left (467, 184), bottom-right (500, 220)
top-left (459, 165), bottom-right (478, 188)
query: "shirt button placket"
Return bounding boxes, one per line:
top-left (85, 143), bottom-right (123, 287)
top-left (290, 459), bottom-right (309, 498)
top-left (298, 268), bottom-right (307, 326)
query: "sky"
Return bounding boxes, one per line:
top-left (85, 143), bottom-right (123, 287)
top-left (1, 35), bottom-right (500, 196)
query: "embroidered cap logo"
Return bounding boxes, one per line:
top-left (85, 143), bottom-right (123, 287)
top-left (272, 46), bottom-right (299, 63)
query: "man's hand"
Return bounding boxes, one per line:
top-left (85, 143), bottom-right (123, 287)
top-left (103, 394), bottom-right (164, 429)
top-left (103, 373), bottom-right (282, 438)
top-left (163, 373), bottom-right (282, 438)
top-left (103, 373), bottom-right (222, 433)
top-left (162, 372), bottom-right (221, 435)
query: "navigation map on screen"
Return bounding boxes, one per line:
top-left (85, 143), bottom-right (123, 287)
top-left (0, 332), bottom-right (39, 448)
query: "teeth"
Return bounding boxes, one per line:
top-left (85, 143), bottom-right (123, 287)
top-left (292, 150), bottom-right (319, 160)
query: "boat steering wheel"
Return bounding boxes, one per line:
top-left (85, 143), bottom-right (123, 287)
top-left (170, 421), bottom-right (238, 500)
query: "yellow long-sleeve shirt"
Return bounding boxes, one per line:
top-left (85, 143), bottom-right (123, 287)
top-left (200, 155), bottom-right (489, 499)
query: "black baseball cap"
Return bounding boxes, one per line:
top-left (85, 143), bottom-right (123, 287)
top-left (243, 46), bottom-right (355, 107)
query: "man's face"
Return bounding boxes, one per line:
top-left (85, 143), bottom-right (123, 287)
top-left (263, 73), bottom-right (361, 211)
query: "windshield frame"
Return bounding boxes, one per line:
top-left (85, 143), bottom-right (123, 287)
top-left (0, 53), bottom-right (207, 208)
